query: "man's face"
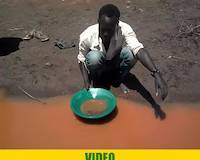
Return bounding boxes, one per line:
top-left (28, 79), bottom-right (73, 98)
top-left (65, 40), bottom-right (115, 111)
top-left (99, 15), bottom-right (118, 44)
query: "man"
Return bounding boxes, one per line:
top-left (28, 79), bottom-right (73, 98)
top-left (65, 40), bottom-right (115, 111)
top-left (78, 4), bottom-right (168, 100)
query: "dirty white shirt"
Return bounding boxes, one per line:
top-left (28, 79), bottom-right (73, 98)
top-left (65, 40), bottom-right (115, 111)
top-left (78, 21), bottom-right (144, 63)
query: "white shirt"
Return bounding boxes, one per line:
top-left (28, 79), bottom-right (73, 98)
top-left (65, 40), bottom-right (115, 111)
top-left (78, 21), bottom-right (144, 63)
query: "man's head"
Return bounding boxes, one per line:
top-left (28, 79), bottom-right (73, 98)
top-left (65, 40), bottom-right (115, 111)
top-left (98, 4), bottom-right (120, 43)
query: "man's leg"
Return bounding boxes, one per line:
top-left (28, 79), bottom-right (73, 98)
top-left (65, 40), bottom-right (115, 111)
top-left (119, 47), bottom-right (138, 92)
top-left (112, 47), bottom-right (137, 87)
top-left (85, 50), bottom-right (105, 83)
top-left (120, 47), bottom-right (137, 77)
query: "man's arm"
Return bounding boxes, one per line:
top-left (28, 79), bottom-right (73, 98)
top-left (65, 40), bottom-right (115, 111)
top-left (106, 26), bottom-right (123, 60)
top-left (79, 62), bottom-right (91, 89)
top-left (78, 29), bottom-right (92, 90)
top-left (136, 48), bottom-right (157, 73)
top-left (121, 22), bottom-right (168, 99)
top-left (136, 48), bottom-right (168, 100)
top-left (79, 62), bottom-right (91, 90)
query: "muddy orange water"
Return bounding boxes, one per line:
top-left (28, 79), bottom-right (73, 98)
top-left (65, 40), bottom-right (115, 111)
top-left (0, 96), bottom-right (200, 149)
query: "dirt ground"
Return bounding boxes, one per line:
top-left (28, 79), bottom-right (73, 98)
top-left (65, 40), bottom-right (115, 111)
top-left (0, 0), bottom-right (200, 104)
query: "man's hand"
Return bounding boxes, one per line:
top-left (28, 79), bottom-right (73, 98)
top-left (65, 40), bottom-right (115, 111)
top-left (153, 103), bottom-right (166, 120)
top-left (84, 81), bottom-right (93, 91)
top-left (113, 26), bottom-right (123, 52)
top-left (79, 62), bottom-right (91, 91)
top-left (106, 26), bottom-right (123, 60)
top-left (136, 49), bottom-right (168, 100)
top-left (154, 73), bottom-right (168, 100)
top-left (84, 81), bottom-right (90, 90)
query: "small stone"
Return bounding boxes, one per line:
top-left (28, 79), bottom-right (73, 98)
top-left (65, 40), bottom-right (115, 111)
top-left (45, 62), bottom-right (53, 67)
top-left (127, 0), bottom-right (131, 4)
top-left (138, 8), bottom-right (144, 13)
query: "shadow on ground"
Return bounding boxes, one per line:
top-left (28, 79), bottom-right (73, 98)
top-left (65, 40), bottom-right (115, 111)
top-left (92, 72), bottom-right (166, 120)
top-left (0, 37), bottom-right (23, 56)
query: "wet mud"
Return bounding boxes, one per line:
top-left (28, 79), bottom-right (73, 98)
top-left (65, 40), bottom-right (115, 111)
top-left (0, 96), bottom-right (200, 149)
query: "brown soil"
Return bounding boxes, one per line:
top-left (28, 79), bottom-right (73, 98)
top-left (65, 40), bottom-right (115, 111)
top-left (0, 0), bottom-right (200, 103)
top-left (80, 99), bottom-right (107, 115)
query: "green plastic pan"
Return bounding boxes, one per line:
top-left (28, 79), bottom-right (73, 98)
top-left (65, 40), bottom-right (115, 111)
top-left (70, 88), bottom-right (116, 119)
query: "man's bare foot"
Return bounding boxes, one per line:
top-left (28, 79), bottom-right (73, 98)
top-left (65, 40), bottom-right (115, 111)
top-left (120, 83), bottom-right (130, 94)
top-left (153, 103), bottom-right (166, 120)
